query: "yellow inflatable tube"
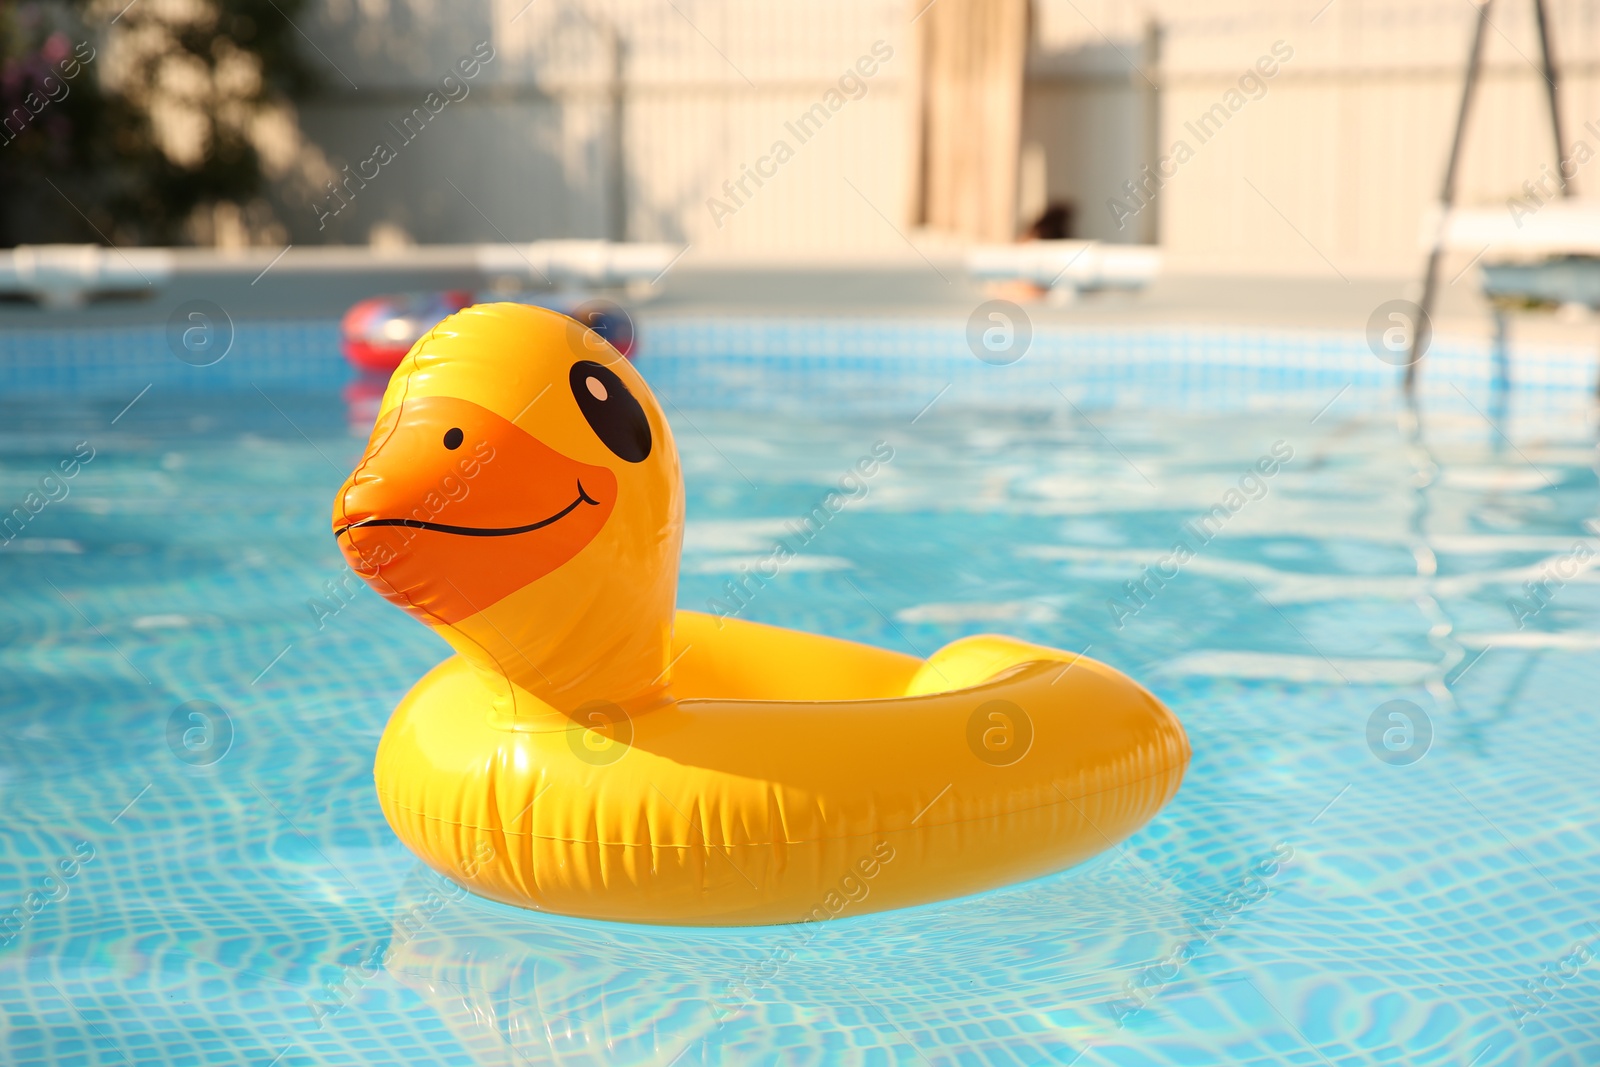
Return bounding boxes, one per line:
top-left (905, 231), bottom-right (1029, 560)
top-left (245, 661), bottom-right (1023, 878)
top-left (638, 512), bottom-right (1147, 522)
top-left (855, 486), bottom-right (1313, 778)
top-left (334, 303), bottom-right (1189, 926)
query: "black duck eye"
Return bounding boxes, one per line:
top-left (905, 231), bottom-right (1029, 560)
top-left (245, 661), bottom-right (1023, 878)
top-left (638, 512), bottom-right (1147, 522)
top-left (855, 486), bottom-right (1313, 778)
top-left (443, 427), bottom-right (464, 450)
top-left (569, 360), bottom-right (651, 463)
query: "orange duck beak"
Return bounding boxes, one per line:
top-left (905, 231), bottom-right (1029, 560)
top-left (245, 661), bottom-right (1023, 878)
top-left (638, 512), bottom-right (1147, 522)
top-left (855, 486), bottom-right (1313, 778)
top-left (332, 395), bottom-right (616, 625)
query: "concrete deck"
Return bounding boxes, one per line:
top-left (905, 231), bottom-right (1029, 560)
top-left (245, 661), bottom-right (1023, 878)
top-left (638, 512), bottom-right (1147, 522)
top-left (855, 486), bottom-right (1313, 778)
top-left (0, 248), bottom-right (1594, 357)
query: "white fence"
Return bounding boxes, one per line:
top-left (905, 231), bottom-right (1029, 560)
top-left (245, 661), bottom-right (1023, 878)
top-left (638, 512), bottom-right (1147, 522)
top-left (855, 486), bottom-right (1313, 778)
top-left (285, 0), bottom-right (1600, 274)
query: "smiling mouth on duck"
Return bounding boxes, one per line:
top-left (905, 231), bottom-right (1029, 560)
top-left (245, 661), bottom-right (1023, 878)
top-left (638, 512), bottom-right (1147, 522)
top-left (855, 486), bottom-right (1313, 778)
top-left (334, 481), bottom-right (599, 539)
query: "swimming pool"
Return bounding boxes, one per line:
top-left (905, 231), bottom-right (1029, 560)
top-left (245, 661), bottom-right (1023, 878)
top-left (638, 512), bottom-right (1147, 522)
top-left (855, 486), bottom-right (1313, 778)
top-left (3, 315), bottom-right (1598, 1065)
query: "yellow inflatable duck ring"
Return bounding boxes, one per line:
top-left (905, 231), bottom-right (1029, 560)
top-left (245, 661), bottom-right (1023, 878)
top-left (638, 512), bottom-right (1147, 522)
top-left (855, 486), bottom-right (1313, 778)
top-left (333, 303), bottom-right (1189, 926)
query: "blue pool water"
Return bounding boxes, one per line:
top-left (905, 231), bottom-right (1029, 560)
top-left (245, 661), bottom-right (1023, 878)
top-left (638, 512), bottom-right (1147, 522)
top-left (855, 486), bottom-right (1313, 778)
top-left (3, 316), bottom-right (1599, 1065)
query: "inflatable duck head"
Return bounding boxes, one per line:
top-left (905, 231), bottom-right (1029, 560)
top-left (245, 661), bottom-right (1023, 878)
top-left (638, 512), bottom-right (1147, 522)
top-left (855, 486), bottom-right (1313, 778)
top-left (332, 303), bottom-right (683, 720)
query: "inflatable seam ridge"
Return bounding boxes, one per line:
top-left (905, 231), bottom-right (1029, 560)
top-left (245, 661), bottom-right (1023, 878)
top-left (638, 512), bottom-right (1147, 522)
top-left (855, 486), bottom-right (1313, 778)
top-left (375, 757), bottom-right (1187, 849)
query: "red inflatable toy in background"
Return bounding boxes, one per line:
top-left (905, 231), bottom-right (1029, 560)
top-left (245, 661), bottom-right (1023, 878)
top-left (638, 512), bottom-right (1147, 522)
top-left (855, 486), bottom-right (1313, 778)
top-left (340, 291), bottom-right (475, 374)
top-left (339, 292), bottom-right (638, 434)
top-left (340, 292), bottom-right (636, 375)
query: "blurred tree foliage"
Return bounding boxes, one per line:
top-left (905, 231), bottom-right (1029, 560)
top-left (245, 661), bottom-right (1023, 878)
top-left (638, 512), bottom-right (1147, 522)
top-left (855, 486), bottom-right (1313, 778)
top-left (0, 0), bottom-right (315, 246)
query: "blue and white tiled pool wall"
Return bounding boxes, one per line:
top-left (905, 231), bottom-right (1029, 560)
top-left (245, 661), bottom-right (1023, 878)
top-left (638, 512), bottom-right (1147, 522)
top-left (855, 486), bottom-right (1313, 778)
top-left (1, 314), bottom-right (1593, 426)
